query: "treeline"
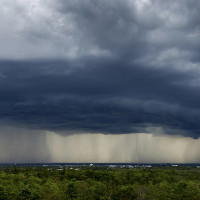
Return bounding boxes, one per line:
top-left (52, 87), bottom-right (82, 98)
top-left (1, 166), bottom-right (200, 199)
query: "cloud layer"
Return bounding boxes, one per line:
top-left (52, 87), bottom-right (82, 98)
top-left (1, 0), bottom-right (200, 138)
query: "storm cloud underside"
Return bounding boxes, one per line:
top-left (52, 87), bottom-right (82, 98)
top-left (0, 0), bottom-right (200, 162)
top-left (1, 59), bottom-right (200, 138)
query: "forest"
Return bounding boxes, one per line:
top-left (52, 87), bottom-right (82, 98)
top-left (0, 165), bottom-right (200, 200)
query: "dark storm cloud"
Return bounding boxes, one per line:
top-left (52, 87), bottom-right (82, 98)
top-left (1, 0), bottom-right (200, 138)
top-left (0, 59), bottom-right (200, 138)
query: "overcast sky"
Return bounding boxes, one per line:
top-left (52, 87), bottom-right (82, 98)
top-left (0, 0), bottom-right (200, 162)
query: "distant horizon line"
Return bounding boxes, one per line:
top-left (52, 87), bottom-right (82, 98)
top-left (1, 162), bottom-right (200, 165)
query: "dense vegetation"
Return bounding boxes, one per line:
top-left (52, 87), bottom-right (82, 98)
top-left (0, 166), bottom-right (200, 199)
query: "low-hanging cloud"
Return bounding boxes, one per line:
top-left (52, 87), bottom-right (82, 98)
top-left (0, 59), bottom-right (200, 138)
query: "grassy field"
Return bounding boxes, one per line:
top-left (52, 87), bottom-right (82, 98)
top-left (0, 166), bottom-right (200, 199)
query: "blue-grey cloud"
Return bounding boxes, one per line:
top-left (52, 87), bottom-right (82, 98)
top-left (0, 0), bottom-right (200, 138)
top-left (0, 58), bottom-right (200, 138)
